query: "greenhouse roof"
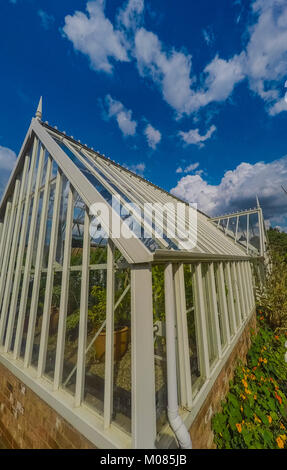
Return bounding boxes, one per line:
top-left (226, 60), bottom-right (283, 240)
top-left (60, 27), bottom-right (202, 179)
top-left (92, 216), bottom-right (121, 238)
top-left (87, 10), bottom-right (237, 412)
top-left (0, 103), bottom-right (250, 264)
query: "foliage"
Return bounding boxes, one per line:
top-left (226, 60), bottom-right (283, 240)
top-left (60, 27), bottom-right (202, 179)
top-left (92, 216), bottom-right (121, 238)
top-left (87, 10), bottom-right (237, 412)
top-left (258, 249), bottom-right (287, 331)
top-left (212, 314), bottom-right (287, 449)
top-left (267, 228), bottom-right (287, 263)
top-left (66, 268), bottom-right (131, 338)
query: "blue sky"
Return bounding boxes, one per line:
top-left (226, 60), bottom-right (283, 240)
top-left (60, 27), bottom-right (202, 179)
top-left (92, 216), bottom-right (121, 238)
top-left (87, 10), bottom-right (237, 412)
top-left (1, 0), bottom-right (287, 228)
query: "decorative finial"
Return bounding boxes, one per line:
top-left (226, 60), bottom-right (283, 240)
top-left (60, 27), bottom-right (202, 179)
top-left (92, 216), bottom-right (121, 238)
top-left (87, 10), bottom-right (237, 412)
top-left (36, 96), bottom-right (42, 120)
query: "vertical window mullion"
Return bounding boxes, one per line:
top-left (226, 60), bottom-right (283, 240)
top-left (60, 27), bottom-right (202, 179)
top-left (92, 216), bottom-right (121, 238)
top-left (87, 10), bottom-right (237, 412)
top-left (11, 138), bottom-right (39, 358)
top-left (224, 262), bottom-right (237, 337)
top-left (230, 262), bottom-right (242, 329)
top-left (0, 201), bottom-right (12, 270)
top-left (0, 179), bottom-right (21, 311)
top-left (53, 186), bottom-right (75, 390)
top-left (13, 144), bottom-right (45, 360)
top-left (193, 263), bottom-right (210, 380)
top-left (217, 263), bottom-right (231, 346)
top-left (37, 171), bottom-right (63, 377)
top-left (174, 263), bottom-right (193, 408)
top-left (207, 263), bottom-right (222, 359)
top-left (104, 239), bottom-right (115, 428)
top-left (74, 209), bottom-right (90, 407)
top-left (0, 156), bottom-right (30, 346)
top-left (235, 262), bottom-right (246, 321)
top-left (240, 262), bottom-right (249, 316)
top-left (247, 262), bottom-right (255, 311)
top-left (23, 155), bottom-right (52, 367)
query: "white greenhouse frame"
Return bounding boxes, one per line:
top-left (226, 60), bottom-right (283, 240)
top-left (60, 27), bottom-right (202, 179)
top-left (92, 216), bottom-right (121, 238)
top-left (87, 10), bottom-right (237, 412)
top-left (0, 103), bottom-right (263, 449)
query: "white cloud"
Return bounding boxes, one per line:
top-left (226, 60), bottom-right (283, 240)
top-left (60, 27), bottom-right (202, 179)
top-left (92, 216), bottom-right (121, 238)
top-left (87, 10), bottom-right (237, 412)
top-left (134, 28), bottom-right (195, 116)
top-left (171, 156), bottom-right (287, 226)
top-left (244, 0), bottom-right (287, 114)
top-left (144, 123), bottom-right (161, 149)
top-left (176, 162), bottom-right (200, 174)
top-left (117, 0), bottom-right (144, 31)
top-left (38, 10), bottom-right (55, 30)
top-left (104, 95), bottom-right (137, 136)
top-left (124, 162), bottom-right (145, 175)
top-left (202, 27), bottom-right (214, 46)
top-left (63, 0), bottom-right (129, 74)
top-left (179, 125), bottom-right (216, 147)
top-left (0, 145), bottom-right (17, 171)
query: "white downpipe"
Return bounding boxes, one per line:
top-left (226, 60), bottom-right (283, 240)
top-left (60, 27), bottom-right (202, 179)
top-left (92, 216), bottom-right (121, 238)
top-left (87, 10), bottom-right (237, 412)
top-left (164, 263), bottom-right (192, 449)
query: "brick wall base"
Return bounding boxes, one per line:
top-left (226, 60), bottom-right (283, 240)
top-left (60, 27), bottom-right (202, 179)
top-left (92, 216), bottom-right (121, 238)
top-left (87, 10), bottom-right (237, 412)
top-left (189, 310), bottom-right (257, 449)
top-left (0, 311), bottom-right (256, 449)
top-left (0, 364), bottom-right (95, 449)
top-left (190, 311), bottom-right (256, 449)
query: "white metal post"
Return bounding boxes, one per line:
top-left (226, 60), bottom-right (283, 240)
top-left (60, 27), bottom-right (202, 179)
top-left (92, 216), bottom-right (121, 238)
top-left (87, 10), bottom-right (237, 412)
top-left (207, 263), bottom-right (222, 359)
top-left (53, 186), bottom-right (74, 390)
top-left (24, 155), bottom-right (52, 367)
top-left (193, 264), bottom-right (210, 379)
top-left (0, 156), bottom-right (30, 345)
top-left (216, 263), bottom-right (231, 346)
top-left (104, 239), bottom-right (115, 429)
top-left (74, 209), bottom-right (90, 407)
top-left (230, 262), bottom-right (242, 328)
top-left (224, 263), bottom-right (237, 336)
top-left (37, 171), bottom-right (63, 376)
top-left (0, 202), bottom-right (12, 270)
top-left (131, 264), bottom-right (156, 449)
top-left (0, 179), bottom-right (21, 310)
top-left (174, 263), bottom-right (193, 408)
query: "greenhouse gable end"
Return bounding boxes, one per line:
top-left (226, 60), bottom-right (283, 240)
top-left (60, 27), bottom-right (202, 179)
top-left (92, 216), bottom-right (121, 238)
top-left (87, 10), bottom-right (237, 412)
top-left (0, 105), bottom-right (262, 449)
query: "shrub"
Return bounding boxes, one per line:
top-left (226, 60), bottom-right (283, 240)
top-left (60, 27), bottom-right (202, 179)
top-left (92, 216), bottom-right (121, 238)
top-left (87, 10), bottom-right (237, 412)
top-left (259, 250), bottom-right (287, 331)
top-left (212, 313), bottom-right (287, 449)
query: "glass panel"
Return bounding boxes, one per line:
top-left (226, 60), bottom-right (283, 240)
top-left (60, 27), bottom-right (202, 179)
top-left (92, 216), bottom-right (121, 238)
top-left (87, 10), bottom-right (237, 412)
top-left (62, 271), bottom-right (82, 394)
top-left (20, 275), bottom-right (34, 359)
top-left (43, 183), bottom-right (55, 268)
top-left (184, 264), bottom-right (202, 395)
top-left (249, 213), bottom-right (260, 253)
top-left (152, 265), bottom-right (168, 433)
top-left (53, 138), bottom-right (161, 252)
top-left (112, 267), bottom-right (131, 433)
top-left (202, 264), bottom-right (217, 367)
top-left (237, 215), bottom-right (247, 250)
top-left (84, 268), bottom-right (107, 416)
top-left (44, 272), bottom-right (62, 379)
top-left (31, 273), bottom-right (47, 366)
top-left (71, 194), bottom-right (85, 266)
top-left (55, 176), bottom-right (69, 266)
top-left (31, 190), bottom-right (44, 268)
top-left (214, 264), bottom-right (227, 348)
top-left (9, 273), bottom-right (24, 352)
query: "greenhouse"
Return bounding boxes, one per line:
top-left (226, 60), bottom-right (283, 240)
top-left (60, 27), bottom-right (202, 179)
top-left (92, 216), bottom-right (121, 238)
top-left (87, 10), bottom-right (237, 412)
top-left (0, 101), bottom-right (264, 449)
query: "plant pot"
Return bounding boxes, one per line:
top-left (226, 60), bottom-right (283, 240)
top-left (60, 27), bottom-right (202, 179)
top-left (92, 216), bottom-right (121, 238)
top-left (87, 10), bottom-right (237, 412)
top-left (93, 326), bottom-right (130, 362)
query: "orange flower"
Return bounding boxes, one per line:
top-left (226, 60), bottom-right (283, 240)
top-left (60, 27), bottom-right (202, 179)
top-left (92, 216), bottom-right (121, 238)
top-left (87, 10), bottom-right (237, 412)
top-left (245, 389), bottom-right (251, 395)
top-left (242, 379), bottom-right (248, 388)
top-left (275, 335), bottom-right (279, 340)
top-left (240, 406), bottom-right (243, 412)
top-left (254, 415), bottom-right (262, 424)
top-left (254, 394), bottom-right (257, 400)
top-left (260, 316), bottom-right (264, 321)
top-left (268, 415), bottom-right (272, 424)
top-left (276, 436), bottom-right (284, 449)
top-left (275, 392), bottom-right (283, 405)
top-left (253, 366), bottom-right (257, 371)
top-left (280, 423), bottom-right (286, 430)
top-left (236, 423), bottom-right (242, 433)
top-left (263, 358), bottom-right (268, 364)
